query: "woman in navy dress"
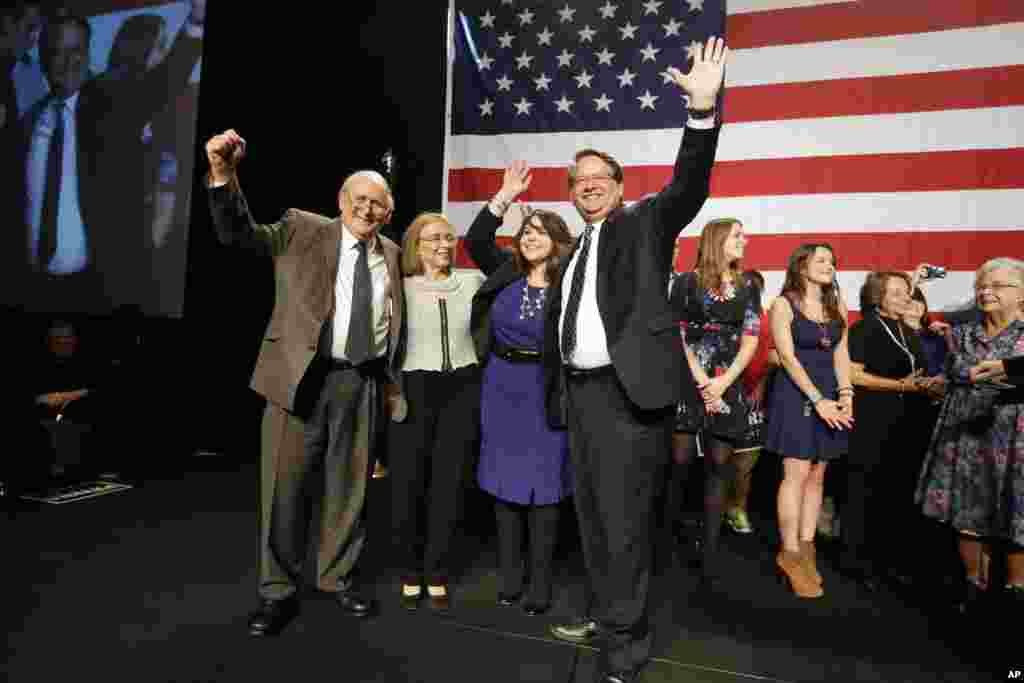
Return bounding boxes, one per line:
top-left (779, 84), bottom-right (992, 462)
top-left (765, 244), bottom-right (853, 598)
top-left (465, 161), bottom-right (575, 615)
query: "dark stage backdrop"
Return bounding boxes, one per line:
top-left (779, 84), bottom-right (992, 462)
top-left (2, 0), bottom-right (204, 318)
top-left (179, 2), bottom-right (451, 455)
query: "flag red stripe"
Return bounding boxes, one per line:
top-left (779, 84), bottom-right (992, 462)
top-left (727, 0), bottom-right (1024, 50)
top-left (448, 149), bottom-right (1024, 202)
top-left (724, 66), bottom-right (1024, 123)
top-left (453, 231), bottom-right (1024, 272)
top-left (681, 231), bottom-right (1021, 272)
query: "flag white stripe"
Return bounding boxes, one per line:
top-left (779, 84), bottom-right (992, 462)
top-left (448, 106), bottom-right (1024, 169)
top-left (727, 22), bottom-right (1024, 87)
top-left (727, 0), bottom-right (854, 14)
top-left (446, 189), bottom-right (1024, 238)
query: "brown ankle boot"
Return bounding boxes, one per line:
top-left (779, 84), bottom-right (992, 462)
top-left (800, 540), bottom-right (823, 586)
top-left (776, 550), bottom-right (823, 598)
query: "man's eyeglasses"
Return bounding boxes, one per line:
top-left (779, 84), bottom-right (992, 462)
top-left (571, 174), bottom-right (616, 188)
top-left (349, 195), bottom-right (390, 214)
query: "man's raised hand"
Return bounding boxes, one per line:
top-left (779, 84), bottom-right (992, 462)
top-left (206, 129), bottom-right (246, 185)
top-left (666, 36), bottom-right (728, 111)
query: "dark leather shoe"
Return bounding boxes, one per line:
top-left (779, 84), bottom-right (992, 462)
top-left (400, 584), bottom-right (421, 611)
top-left (248, 597), bottom-right (298, 637)
top-left (522, 600), bottom-right (550, 616)
top-left (426, 585), bottom-right (450, 611)
top-left (497, 591), bottom-right (522, 607)
top-left (550, 618), bottom-right (598, 644)
top-left (334, 589), bottom-right (376, 618)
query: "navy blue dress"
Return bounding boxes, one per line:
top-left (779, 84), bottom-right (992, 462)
top-left (764, 302), bottom-right (849, 461)
top-left (477, 279), bottom-right (571, 505)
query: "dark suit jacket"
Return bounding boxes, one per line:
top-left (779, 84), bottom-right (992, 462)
top-left (208, 184), bottom-right (404, 414)
top-left (543, 125), bottom-right (720, 421)
top-left (2, 29), bottom-right (202, 309)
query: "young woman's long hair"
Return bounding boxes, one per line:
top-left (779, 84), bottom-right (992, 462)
top-left (693, 218), bottom-right (743, 293)
top-left (511, 210), bottom-right (575, 284)
top-left (780, 243), bottom-right (846, 328)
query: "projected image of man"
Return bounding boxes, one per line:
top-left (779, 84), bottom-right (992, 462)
top-left (4, 3), bottom-right (204, 314)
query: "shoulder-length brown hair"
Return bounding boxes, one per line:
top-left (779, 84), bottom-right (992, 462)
top-left (781, 243), bottom-right (846, 329)
top-left (400, 212), bottom-right (452, 276)
top-left (859, 271), bottom-right (912, 317)
top-left (693, 218), bottom-right (743, 293)
top-left (511, 210), bottom-right (575, 283)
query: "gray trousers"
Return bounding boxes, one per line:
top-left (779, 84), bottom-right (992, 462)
top-left (259, 366), bottom-right (375, 599)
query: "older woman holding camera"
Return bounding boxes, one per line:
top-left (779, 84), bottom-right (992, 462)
top-left (918, 257), bottom-right (1024, 607)
top-left (465, 162), bottom-right (575, 616)
top-left (841, 271), bottom-right (937, 592)
top-left (389, 213), bottom-right (485, 611)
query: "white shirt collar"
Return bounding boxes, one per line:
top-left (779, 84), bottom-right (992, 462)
top-left (341, 223), bottom-right (378, 253)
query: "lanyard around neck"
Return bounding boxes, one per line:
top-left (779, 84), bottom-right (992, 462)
top-left (877, 315), bottom-right (915, 374)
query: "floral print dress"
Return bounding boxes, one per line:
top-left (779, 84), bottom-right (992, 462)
top-left (916, 320), bottom-right (1024, 545)
top-left (670, 272), bottom-right (761, 441)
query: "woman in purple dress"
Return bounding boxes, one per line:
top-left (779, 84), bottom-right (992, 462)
top-left (465, 162), bottom-right (575, 615)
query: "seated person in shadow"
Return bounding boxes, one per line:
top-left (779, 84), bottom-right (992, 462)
top-left (30, 319), bottom-right (107, 484)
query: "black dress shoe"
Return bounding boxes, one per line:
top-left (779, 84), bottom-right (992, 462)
top-left (522, 600), bottom-right (550, 616)
top-left (550, 618), bottom-right (598, 643)
top-left (248, 596), bottom-right (299, 637)
top-left (400, 585), bottom-right (422, 611)
top-left (497, 591), bottom-right (522, 607)
top-left (334, 589), bottom-right (376, 618)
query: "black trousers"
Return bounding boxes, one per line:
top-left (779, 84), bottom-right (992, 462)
top-left (842, 413), bottom-right (931, 576)
top-left (565, 367), bottom-right (672, 675)
top-left (389, 366), bottom-right (481, 582)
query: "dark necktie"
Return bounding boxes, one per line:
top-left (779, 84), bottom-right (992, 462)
top-left (39, 99), bottom-right (65, 267)
top-left (560, 224), bottom-right (594, 363)
top-left (345, 240), bottom-right (373, 365)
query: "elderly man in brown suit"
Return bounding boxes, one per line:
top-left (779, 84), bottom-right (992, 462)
top-left (205, 129), bottom-right (404, 637)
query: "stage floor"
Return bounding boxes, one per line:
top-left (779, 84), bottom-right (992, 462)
top-left (3, 460), bottom-right (1010, 682)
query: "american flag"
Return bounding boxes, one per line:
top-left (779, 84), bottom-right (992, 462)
top-left (444, 0), bottom-right (1024, 315)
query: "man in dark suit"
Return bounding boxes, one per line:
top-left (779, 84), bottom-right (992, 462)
top-left (543, 37), bottom-right (729, 683)
top-left (205, 129), bottom-right (406, 636)
top-left (2, 6), bottom-right (203, 314)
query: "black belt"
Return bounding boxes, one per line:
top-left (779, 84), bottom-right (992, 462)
top-left (563, 364), bottom-right (615, 381)
top-left (326, 355), bottom-right (386, 376)
top-left (493, 340), bottom-right (542, 363)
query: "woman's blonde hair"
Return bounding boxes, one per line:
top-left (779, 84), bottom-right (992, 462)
top-left (401, 212), bottom-right (453, 276)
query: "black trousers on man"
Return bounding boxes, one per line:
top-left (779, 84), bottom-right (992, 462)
top-left (565, 366), bottom-right (672, 675)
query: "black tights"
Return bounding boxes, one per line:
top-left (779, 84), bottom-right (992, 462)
top-left (494, 500), bottom-right (560, 602)
top-left (666, 432), bottom-right (737, 573)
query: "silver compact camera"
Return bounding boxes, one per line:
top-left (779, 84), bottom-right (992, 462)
top-left (921, 265), bottom-right (947, 280)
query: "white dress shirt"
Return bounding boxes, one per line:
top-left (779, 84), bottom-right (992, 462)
top-left (330, 225), bottom-right (391, 361)
top-left (559, 218), bottom-right (611, 369)
top-left (558, 117), bottom-right (716, 368)
top-left (26, 92), bottom-right (89, 274)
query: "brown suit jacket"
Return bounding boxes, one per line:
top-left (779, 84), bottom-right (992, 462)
top-left (207, 183), bottom-right (404, 413)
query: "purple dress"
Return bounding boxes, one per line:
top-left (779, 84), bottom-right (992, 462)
top-left (477, 279), bottom-right (571, 505)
